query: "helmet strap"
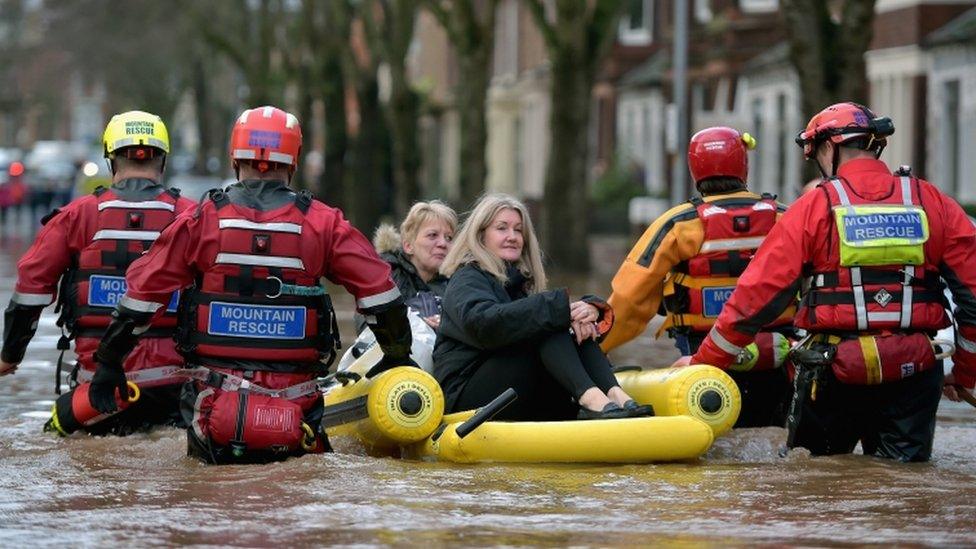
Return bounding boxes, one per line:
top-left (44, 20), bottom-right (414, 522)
top-left (105, 158), bottom-right (116, 176)
top-left (831, 145), bottom-right (840, 177)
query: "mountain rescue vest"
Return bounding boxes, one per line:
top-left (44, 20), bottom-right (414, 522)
top-left (799, 176), bottom-right (948, 333)
top-left (662, 193), bottom-right (795, 334)
top-left (176, 190), bottom-right (339, 367)
top-left (56, 187), bottom-right (181, 339)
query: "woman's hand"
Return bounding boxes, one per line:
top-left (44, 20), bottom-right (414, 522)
top-left (422, 314), bottom-right (441, 329)
top-left (943, 373), bottom-right (975, 404)
top-left (570, 320), bottom-right (598, 345)
top-left (570, 301), bottom-right (599, 323)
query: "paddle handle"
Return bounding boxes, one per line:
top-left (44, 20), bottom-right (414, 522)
top-left (455, 388), bottom-right (517, 439)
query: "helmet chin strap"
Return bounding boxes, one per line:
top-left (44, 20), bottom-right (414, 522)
top-left (814, 142), bottom-right (841, 177)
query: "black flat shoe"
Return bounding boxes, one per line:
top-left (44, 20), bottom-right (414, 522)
top-left (577, 402), bottom-right (631, 420)
top-left (623, 400), bottom-right (655, 418)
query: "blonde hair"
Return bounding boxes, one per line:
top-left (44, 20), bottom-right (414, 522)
top-left (401, 200), bottom-right (458, 245)
top-left (372, 200), bottom-right (458, 255)
top-left (441, 193), bottom-right (547, 291)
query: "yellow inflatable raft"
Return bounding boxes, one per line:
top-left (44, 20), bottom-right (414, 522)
top-left (322, 366), bottom-right (445, 456)
top-left (615, 365), bottom-right (741, 436)
top-left (400, 406), bottom-right (714, 464)
top-left (321, 345), bottom-right (739, 463)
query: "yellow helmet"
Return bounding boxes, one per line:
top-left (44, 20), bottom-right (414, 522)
top-left (102, 110), bottom-right (170, 159)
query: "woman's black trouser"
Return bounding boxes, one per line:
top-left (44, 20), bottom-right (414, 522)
top-left (791, 364), bottom-right (943, 462)
top-left (453, 332), bottom-right (619, 421)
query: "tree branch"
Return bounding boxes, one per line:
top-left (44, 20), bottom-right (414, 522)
top-left (420, 0), bottom-right (463, 47)
top-left (586, 0), bottom-right (625, 67)
top-left (525, 0), bottom-right (560, 53)
top-left (781, 0), bottom-right (829, 117)
top-left (836, 0), bottom-right (877, 102)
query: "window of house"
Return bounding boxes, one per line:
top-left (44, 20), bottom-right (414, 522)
top-left (493, 0), bottom-right (519, 81)
top-left (619, 0), bottom-right (652, 45)
top-left (752, 97), bottom-right (764, 188)
top-left (944, 79), bottom-right (961, 196)
top-left (775, 93), bottom-right (787, 196)
top-left (514, 114), bottom-right (524, 194)
top-left (739, 0), bottom-right (778, 13)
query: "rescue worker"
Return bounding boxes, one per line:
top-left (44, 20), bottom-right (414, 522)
top-left (688, 102), bottom-right (976, 462)
top-left (88, 105), bottom-right (414, 464)
top-left (0, 111), bottom-right (195, 435)
top-left (601, 127), bottom-right (795, 428)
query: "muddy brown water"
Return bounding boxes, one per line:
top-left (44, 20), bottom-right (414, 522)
top-left (1, 221), bottom-right (974, 546)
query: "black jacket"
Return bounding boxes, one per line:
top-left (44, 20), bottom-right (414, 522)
top-left (354, 248), bottom-right (449, 333)
top-left (433, 262), bottom-right (571, 410)
top-left (381, 248), bottom-right (449, 304)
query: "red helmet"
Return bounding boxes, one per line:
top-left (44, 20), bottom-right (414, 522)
top-left (229, 106), bottom-right (302, 172)
top-left (795, 102), bottom-right (894, 159)
top-left (8, 161), bottom-right (24, 177)
top-left (687, 126), bottom-right (755, 183)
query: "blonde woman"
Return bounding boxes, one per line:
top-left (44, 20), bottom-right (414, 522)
top-left (433, 194), bottom-right (652, 421)
top-left (373, 200), bottom-right (457, 328)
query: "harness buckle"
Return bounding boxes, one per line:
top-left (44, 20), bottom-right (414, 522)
top-left (897, 269), bottom-right (916, 286)
top-left (205, 369), bottom-right (227, 389)
top-left (266, 276), bottom-right (283, 299)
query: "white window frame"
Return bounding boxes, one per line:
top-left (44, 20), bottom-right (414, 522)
top-left (492, 0), bottom-right (519, 82)
top-left (739, 0), bottom-right (778, 13)
top-left (695, 0), bottom-right (712, 23)
top-left (618, 0), bottom-right (653, 46)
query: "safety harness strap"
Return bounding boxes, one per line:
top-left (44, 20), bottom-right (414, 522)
top-left (76, 365), bottom-right (324, 400)
top-left (826, 176), bottom-right (924, 331)
top-left (803, 289), bottom-right (944, 306)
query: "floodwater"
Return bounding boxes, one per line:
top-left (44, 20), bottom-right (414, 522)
top-left (1, 216), bottom-right (975, 547)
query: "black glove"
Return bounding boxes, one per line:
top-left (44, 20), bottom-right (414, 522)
top-left (88, 363), bottom-right (128, 414)
top-left (365, 353), bottom-right (419, 379)
top-left (364, 301), bottom-right (415, 378)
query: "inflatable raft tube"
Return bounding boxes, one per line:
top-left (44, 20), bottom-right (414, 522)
top-left (322, 366), bottom-right (445, 455)
top-left (401, 395), bottom-right (714, 464)
top-left (615, 365), bottom-right (741, 436)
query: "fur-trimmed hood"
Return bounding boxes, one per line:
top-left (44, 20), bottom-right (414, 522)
top-left (373, 223), bottom-right (402, 254)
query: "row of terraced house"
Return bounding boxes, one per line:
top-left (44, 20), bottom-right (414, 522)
top-left (410, 0), bottom-right (976, 216)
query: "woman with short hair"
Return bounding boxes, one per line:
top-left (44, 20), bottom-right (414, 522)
top-left (433, 193), bottom-right (651, 421)
top-left (372, 200), bottom-right (457, 327)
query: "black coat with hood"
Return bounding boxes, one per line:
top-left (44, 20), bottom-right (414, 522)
top-left (381, 248), bottom-right (449, 304)
top-left (433, 262), bottom-right (574, 410)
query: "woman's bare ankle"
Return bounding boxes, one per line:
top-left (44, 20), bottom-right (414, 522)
top-left (578, 387), bottom-right (611, 411)
top-left (607, 386), bottom-right (632, 407)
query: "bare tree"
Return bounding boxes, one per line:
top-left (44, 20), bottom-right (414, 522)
top-left (361, 0), bottom-right (423, 217)
top-left (189, 0), bottom-right (290, 106)
top-left (525, 0), bottom-right (624, 272)
top-left (333, 0), bottom-right (393, 234)
top-left (423, 0), bottom-right (498, 208)
top-left (782, 0), bottom-right (877, 177)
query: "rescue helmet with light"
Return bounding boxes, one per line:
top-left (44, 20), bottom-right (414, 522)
top-left (687, 126), bottom-right (756, 184)
top-left (229, 105), bottom-right (302, 174)
top-left (795, 102), bottom-right (894, 160)
top-left (102, 110), bottom-right (170, 161)
top-left (8, 161), bottom-right (24, 177)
